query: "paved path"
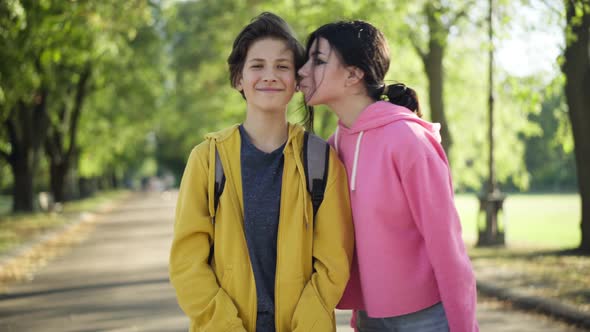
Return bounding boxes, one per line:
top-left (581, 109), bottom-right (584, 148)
top-left (0, 192), bottom-right (585, 331)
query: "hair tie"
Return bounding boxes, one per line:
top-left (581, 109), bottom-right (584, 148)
top-left (381, 84), bottom-right (389, 96)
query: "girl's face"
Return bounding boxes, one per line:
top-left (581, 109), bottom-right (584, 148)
top-left (237, 38), bottom-right (297, 114)
top-left (298, 37), bottom-right (349, 106)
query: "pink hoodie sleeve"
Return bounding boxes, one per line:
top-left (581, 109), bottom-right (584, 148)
top-left (401, 154), bottom-right (479, 332)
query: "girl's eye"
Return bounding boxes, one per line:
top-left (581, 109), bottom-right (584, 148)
top-left (251, 64), bottom-right (263, 69)
top-left (278, 65), bottom-right (290, 70)
top-left (313, 58), bottom-right (326, 65)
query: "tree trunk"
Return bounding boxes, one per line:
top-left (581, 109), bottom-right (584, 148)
top-left (11, 158), bottom-right (35, 212)
top-left (423, 41), bottom-right (452, 156)
top-left (562, 2), bottom-right (590, 252)
top-left (3, 86), bottom-right (50, 212)
top-left (49, 160), bottom-right (69, 204)
top-left (78, 177), bottom-right (96, 198)
top-left (111, 172), bottom-right (120, 189)
top-left (46, 63), bottom-right (91, 204)
top-left (422, 2), bottom-right (453, 157)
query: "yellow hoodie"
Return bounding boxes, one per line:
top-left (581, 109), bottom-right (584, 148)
top-left (169, 123), bottom-right (354, 332)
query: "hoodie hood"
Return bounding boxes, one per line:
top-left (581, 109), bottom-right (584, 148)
top-left (333, 101), bottom-right (441, 191)
top-left (339, 101), bottom-right (441, 139)
top-left (205, 122), bottom-right (305, 151)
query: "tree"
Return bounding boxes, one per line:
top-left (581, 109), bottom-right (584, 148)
top-left (41, 1), bottom-right (158, 202)
top-left (77, 19), bottom-right (168, 194)
top-left (0, 1), bottom-right (161, 210)
top-left (407, 0), bottom-right (476, 156)
top-left (44, 61), bottom-right (92, 203)
top-left (0, 0), bottom-right (52, 212)
top-left (562, 0), bottom-right (590, 252)
top-left (524, 76), bottom-right (577, 191)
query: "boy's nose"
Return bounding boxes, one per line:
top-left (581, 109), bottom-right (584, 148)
top-left (262, 69), bottom-right (278, 81)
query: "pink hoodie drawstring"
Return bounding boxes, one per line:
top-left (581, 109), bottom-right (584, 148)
top-left (351, 131), bottom-right (364, 191)
top-left (335, 126), bottom-right (364, 191)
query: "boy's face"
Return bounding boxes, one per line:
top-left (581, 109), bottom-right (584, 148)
top-left (237, 38), bottom-right (297, 114)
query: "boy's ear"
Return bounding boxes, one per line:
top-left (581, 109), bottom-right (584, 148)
top-left (345, 66), bottom-right (365, 87)
top-left (236, 77), bottom-right (244, 91)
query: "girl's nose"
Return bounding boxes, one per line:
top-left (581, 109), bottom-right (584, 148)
top-left (298, 61), bottom-right (309, 77)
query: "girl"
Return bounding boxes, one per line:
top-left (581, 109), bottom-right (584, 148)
top-left (169, 13), bottom-right (354, 332)
top-left (298, 20), bottom-right (479, 332)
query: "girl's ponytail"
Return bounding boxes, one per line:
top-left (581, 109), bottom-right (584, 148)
top-left (382, 83), bottom-right (422, 118)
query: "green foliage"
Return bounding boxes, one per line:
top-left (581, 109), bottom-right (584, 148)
top-left (0, 0), bottom-right (165, 189)
top-left (0, 160), bottom-right (11, 193)
top-left (565, 0), bottom-right (590, 45)
top-left (523, 75), bottom-right (577, 191)
top-left (0, 0), bottom-right (26, 107)
top-left (0, 0), bottom-right (578, 196)
top-left (76, 4), bottom-right (167, 182)
top-left (160, 0), bottom-right (248, 163)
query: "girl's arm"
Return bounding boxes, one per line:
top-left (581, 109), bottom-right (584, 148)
top-left (291, 149), bottom-right (355, 331)
top-left (401, 152), bottom-right (479, 332)
top-left (169, 143), bottom-right (246, 332)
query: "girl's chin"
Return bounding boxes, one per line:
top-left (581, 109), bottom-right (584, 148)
top-left (303, 95), bottom-right (317, 106)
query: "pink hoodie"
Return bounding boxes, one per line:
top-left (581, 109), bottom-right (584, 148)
top-left (331, 101), bottom-right (479, 332)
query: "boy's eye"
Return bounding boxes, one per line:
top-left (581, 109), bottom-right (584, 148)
top-left (278, 65), bottom-right (290, 70)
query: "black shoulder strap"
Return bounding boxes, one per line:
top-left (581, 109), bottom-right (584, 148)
top-left (213, 147), bottom-right (225, 225)
top-left (209, 147), bottom-right (225, 264)
top-left (303, 131), bottom-right (330, 222)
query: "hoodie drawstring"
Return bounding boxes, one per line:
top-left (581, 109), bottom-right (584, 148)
top-left (351, 131), bottom-right (364, 191)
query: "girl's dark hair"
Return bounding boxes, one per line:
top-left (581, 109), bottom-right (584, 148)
top-left (306, 20), bottom-right (422, 117)
top-left (228, 12), bottom-right (314, 130)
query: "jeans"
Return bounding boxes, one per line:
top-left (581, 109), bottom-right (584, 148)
top-left (357, 302), bottom-right (449, 332)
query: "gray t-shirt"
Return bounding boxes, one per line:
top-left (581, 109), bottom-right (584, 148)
top-left (239, 125), bottom-right (285, 332)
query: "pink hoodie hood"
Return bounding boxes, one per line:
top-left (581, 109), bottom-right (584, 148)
top-left (333, 101), bottom-right (441, 191)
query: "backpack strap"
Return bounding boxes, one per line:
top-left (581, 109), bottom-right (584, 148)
top-left (208, 145), bottom-right (225, 264)
top-left (303, 131), bottom-right (330, 222)
top-left (212, 147), bottom-right (226, 225)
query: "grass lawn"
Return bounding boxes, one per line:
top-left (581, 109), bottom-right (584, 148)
top-left (455, 193), bottom-right (581, 249)
top-left (455, 193), bottom-right (589, 314)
